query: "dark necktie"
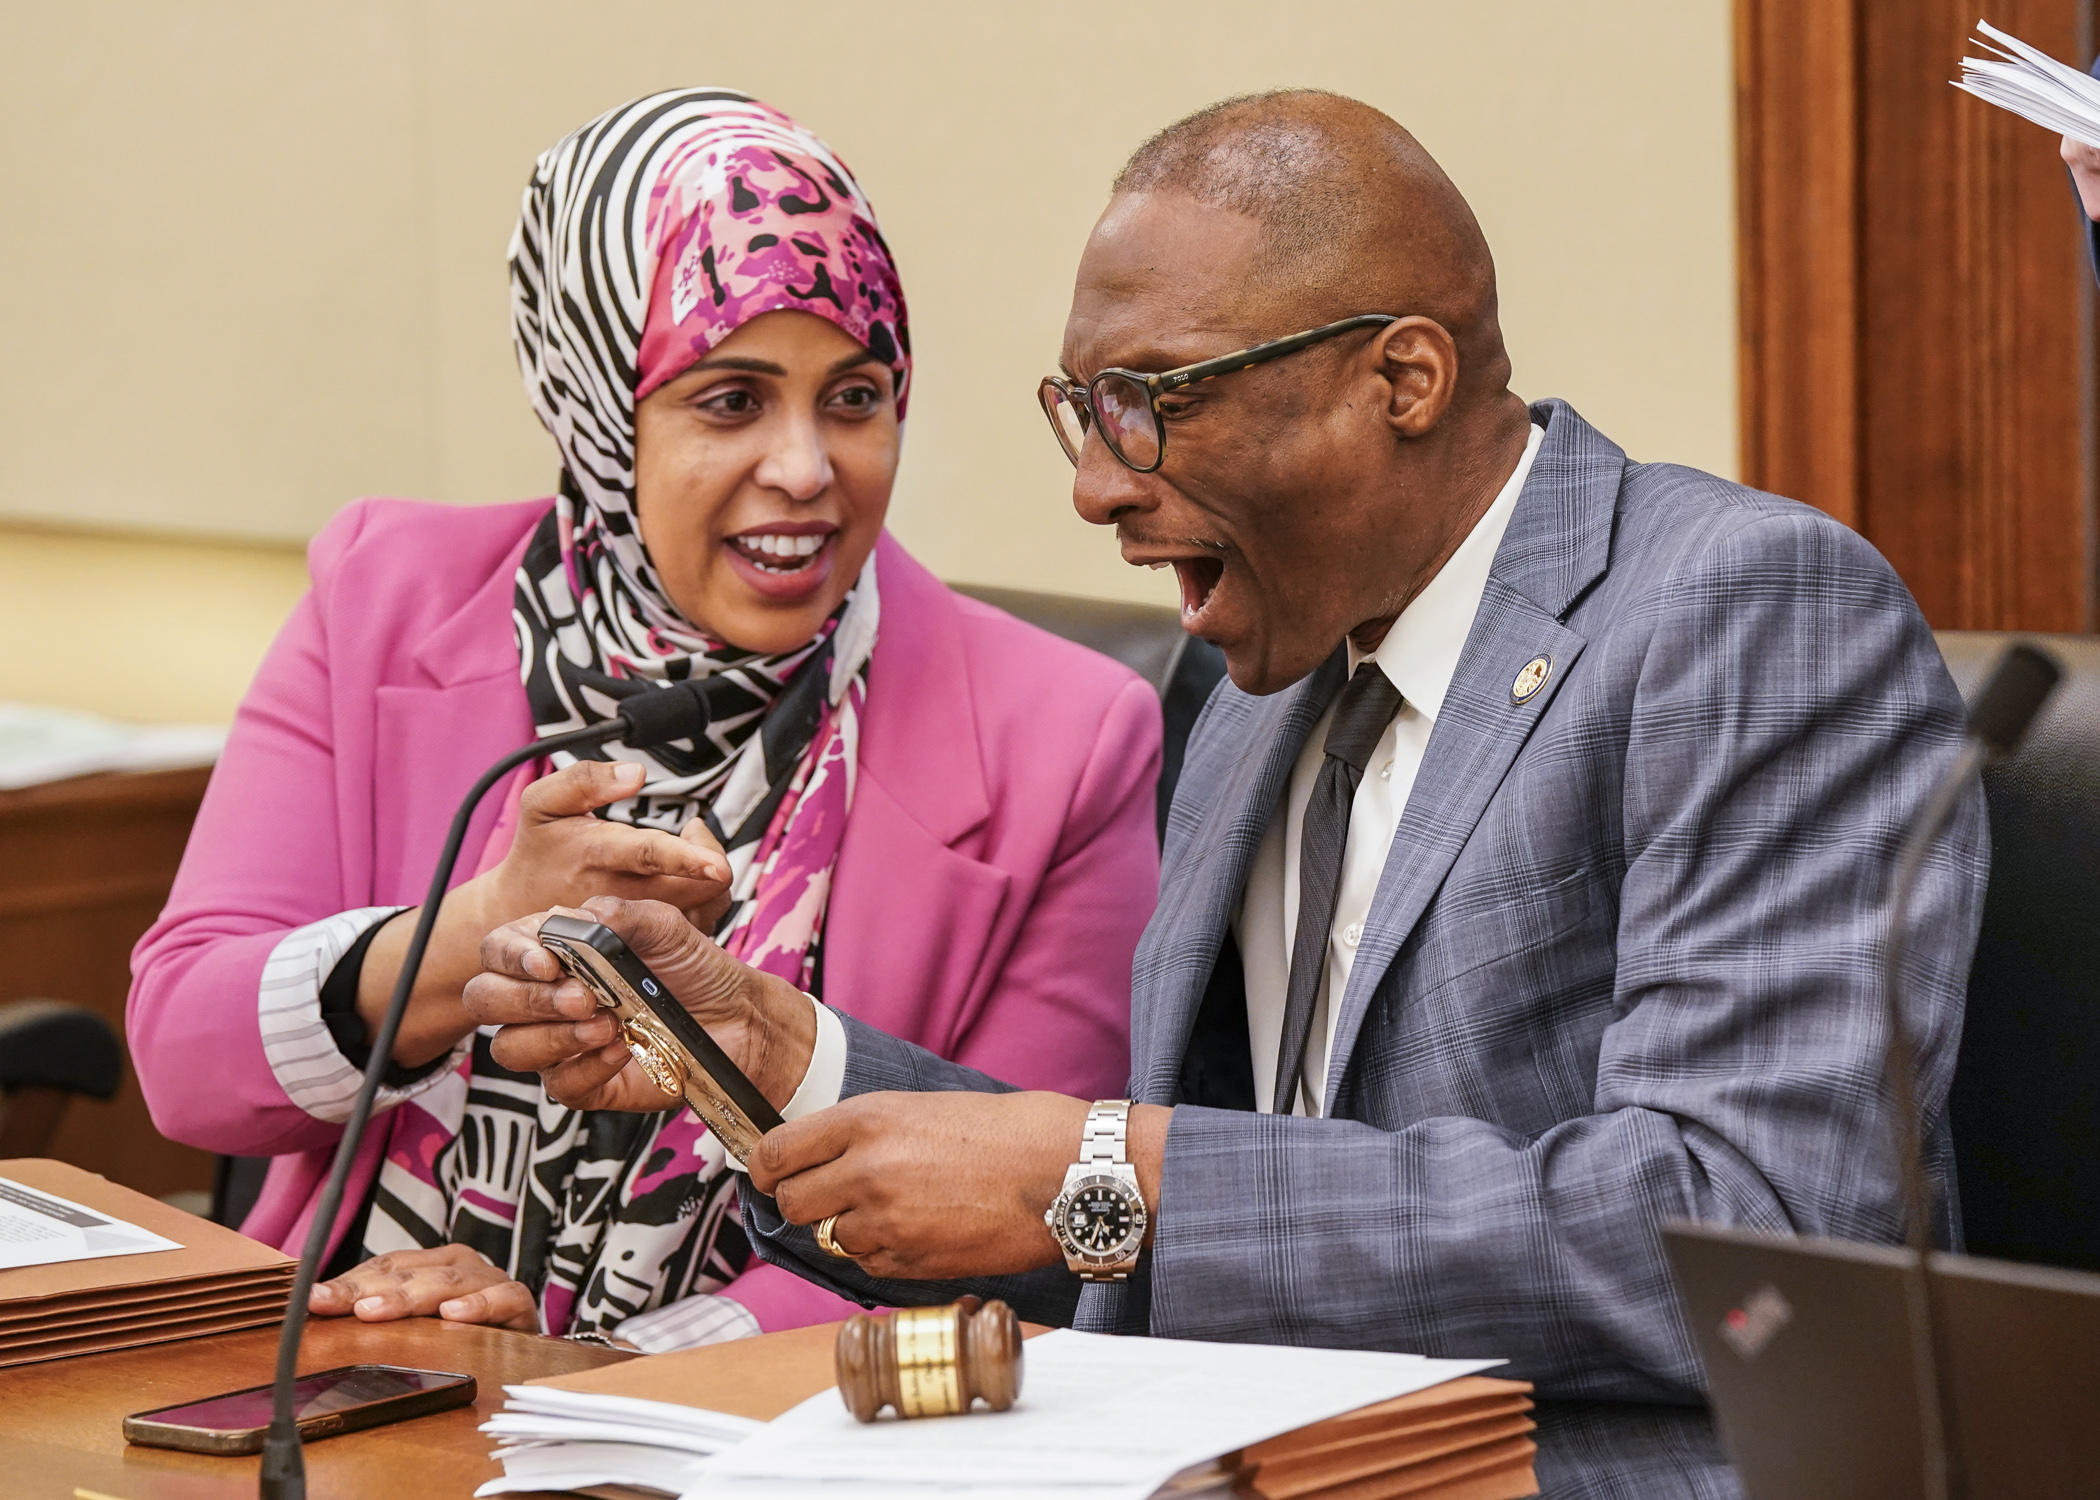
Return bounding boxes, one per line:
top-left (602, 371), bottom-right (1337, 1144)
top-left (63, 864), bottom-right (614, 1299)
top-left (1272, 661), bottom-right (1404, 1116)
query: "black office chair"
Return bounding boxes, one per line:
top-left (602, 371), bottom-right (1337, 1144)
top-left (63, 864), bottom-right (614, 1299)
top-left (1938, 631), bottom-right (2100, 1273)
top-left (0, 999), bottom-right (122, 1158)
top-left (952, 584), bottom-right (1227, 835)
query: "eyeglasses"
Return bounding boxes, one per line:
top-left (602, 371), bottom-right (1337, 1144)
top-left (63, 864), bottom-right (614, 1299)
top-left (1037, 314), bottom-right (1400, 473)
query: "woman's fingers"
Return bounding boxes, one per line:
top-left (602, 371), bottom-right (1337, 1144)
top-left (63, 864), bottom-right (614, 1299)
top-left (310, 1246), bottom-right (513, 1321)
top-left (438, 1279), bottom-right (539, 1331)
top-left (583, 825), bottom-right (728, 886)
top-left (679, 817), bottom-right (729, 863)
top-left (522, 760), bottom-right (646, 821)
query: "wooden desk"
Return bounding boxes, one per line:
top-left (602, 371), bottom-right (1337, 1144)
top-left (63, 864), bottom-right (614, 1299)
top-left (0, 765), bottom-right (215, 1199)
top-left (0, 1317), bottom-right (631, 1499)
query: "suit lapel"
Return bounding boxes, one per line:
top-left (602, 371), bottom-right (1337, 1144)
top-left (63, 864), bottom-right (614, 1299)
top-left (1320, 401), bottom-right (1626, 1110)
top-left (1133, 650), bottom-right (1344, 1103)
top-left (853, 532), bottom-right (989, 847)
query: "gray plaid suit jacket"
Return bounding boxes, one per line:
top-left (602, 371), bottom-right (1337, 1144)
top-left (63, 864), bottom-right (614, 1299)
top-left (745, 400), bottom-right (1988, 1500)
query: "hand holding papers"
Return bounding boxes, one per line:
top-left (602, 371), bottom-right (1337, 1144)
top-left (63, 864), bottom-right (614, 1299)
top-left (1955, 20), bottom-right (2100, 149)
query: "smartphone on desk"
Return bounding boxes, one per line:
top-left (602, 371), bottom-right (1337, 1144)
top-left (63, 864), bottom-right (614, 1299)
top-left (123, 1364), bottom-right (475, 1454)
top-left (536, 912), bottom-right (784, 1161)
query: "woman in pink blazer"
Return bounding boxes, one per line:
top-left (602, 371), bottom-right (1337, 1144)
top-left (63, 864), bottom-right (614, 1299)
top-left (128, 92), bottom-right (1158, 1349)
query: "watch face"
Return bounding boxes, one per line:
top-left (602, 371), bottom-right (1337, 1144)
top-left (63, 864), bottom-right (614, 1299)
top-left (1056, 1174), bottom-right (1143, 1260)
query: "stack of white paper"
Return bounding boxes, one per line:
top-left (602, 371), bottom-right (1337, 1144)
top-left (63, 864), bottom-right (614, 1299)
top-left (479, 1384), bottom-right (759, 1497)
top-left (477, 1329), bottom-right (1500, 1500)
top-left (1956, 20), bottom-right (2100, 149)
top-left (0, 702), bottom-right (222, 790)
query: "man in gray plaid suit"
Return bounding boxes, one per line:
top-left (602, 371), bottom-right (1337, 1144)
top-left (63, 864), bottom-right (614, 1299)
top-left (473, 92), bottom-right (1987, 1498)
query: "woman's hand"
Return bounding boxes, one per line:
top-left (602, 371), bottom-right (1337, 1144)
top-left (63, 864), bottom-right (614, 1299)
top-left (462, 895), bottom-right (818, 1114)
top-left (307, 1245), bottom-right (537, 1331)
top-left (477, 760), bottom-right (733, 932)
top-left (2064, 135), bottom-right (2100, 221)
top-left (357, 760), bottom-right (734, 1068)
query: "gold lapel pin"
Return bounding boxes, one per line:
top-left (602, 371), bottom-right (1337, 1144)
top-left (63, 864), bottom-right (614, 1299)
top-left (1511, 655), bottom-right (1552, 704)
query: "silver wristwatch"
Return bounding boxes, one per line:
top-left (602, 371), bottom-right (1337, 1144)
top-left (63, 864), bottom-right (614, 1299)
top-left (1044, 1100), bottom-right (1148, 1281)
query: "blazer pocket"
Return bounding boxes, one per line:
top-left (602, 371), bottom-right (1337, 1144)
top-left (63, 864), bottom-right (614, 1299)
top-left (1374, 873), bottom-right (1618, 1132)
top-left (1390, 868), bottom-right (1608, 1015)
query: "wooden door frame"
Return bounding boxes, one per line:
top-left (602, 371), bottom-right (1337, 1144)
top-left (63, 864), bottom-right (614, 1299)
top-left (1736, 0), bottom-right (2097, 633)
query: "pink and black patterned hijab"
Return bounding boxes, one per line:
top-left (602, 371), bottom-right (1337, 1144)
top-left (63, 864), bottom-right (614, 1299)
top-left (505, 89), bottom-right (907, 841)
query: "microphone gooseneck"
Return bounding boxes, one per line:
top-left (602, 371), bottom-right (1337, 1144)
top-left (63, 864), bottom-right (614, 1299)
top-left (259, 681), bottom-right (709, 1498)
top-left (1882, 643), bottom-right (2059, 1500)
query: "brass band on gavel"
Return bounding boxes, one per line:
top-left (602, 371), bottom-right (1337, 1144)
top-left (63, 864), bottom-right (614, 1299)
top-left (834, 1296), bottom-right (1024, 1423)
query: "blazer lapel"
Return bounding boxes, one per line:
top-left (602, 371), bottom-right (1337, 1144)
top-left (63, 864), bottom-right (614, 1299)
top-left (821, 535), bottom-right (1010, 1047)
top-left (1320, 401), bottom-right (1626, 1109)
top-left (851, 533), bottom-right (989, 846)
top-left (373, 517), bottom-right (540, 902)
top-left (1133, 650), bottom-right (1344, 1103)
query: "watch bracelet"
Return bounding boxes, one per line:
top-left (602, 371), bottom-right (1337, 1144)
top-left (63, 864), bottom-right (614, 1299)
top-left (1052, 1100), bottom-right (1144, 1279)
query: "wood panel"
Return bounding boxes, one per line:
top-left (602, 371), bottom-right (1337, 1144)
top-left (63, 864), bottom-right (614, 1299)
top-left (1738, 0), bottom-right (2096, 631)
top-left (1736, 0), bottom-right (1861, 528)
top-left (0, 766), bottom-right (215, 1199)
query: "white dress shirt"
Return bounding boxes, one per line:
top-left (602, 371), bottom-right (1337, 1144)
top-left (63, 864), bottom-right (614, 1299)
top-left (1236, 422), bottom-right (1544, 1116)
top-left (784, 423), bottom-right (1543, 1126)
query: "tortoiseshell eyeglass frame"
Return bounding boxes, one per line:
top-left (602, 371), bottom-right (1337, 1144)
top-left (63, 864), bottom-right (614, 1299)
top-left (1037, 314), bottom-right (1401, 473)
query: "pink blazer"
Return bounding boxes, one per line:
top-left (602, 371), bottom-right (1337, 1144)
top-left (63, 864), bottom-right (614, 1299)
top-left (129, 499), bottom-right (1160, 1333)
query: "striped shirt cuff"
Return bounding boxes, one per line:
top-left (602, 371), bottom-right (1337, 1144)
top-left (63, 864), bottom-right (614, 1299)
top-left (614, 1293), bottom-right (761, 1352)
top-left (258, 906), bottom-right (466, 1123)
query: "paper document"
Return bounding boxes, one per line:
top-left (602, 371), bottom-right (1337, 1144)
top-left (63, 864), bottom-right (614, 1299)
top-left (477, 1383), bottom-right (761, 1496)
top-left (0, 1176), bottom-right (182, 1271)
top-left (0, 702), bottom-right (223, 790)
top-left (693, 1328), bottom-right (1500, 1500)
top-left (1955, 20), bottom-right (2100, 149)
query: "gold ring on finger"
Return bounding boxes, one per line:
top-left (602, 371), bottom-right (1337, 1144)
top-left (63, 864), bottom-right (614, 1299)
top-left (814, 1213), bottom-right (856, 1259)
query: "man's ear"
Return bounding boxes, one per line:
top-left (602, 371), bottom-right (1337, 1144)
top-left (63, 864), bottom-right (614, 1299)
top-left (1375, 316), bottom-right (1460, 438)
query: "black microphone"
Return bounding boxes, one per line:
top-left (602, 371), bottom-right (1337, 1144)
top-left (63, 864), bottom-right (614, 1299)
top-left (1882, 643), bottom-right (2059, 1500)
top-left (259, 680), bottom-right (711, 1498)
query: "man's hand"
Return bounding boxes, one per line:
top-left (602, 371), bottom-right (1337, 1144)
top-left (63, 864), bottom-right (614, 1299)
top-left (308, 1245), bottom-right (536, 1331)
top-left (2064, 135), bottom-right (2100, 221)
top-left (747, 1092), bottom-right (1169, 1280)
top-left (462, 895), bottom-right (816, 1113)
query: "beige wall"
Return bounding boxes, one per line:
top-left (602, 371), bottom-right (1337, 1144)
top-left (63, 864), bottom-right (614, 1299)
top-left (0, 526), bottom-right (311, 724)
top-left (0, 1), bottom-right (1735, 721)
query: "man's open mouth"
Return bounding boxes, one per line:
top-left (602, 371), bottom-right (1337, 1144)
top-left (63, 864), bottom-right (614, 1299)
top-left (1170, 557), bottom-right (1225, 622)
top-left (727, 527), bottom-right (834, 575)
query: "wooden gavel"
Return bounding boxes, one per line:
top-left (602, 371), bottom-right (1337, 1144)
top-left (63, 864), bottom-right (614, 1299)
top-left (834, 1296), bottom-right (1023, 1422)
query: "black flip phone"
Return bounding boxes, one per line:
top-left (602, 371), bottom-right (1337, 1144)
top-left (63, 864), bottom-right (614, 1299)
top-left (123, 1364), bottom-right (476, 1454)
top-left (536, 913), bottom-right (784, 1159)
